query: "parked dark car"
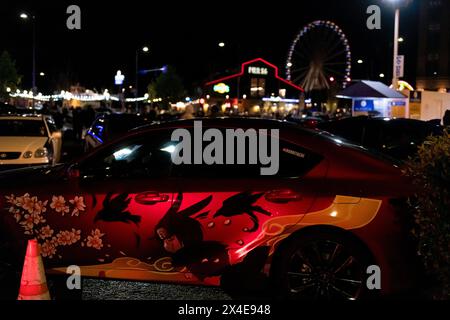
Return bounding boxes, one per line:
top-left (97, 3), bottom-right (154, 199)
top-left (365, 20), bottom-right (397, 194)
top-left (84, 113), bottom-right (153, 151)
top-left (317, 116), bottom-right (443, 160)
top-left (285, 115), bottom-right (327, 129)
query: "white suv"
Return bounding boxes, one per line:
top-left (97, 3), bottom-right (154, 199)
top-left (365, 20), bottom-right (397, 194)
top-left (0, 115), bottom-right (62, 169)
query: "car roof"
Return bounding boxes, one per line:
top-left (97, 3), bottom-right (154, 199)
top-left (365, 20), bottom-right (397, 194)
top-left (77, 116), bottom-right (405, 169)
top-left (133, 117), bottom-right (299, 133)
top-left (324, 116), bottom-right (427, 125)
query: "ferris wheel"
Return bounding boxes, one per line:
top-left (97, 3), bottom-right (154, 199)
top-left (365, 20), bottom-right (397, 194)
top-left (286, 20), bottom-right (352, 92)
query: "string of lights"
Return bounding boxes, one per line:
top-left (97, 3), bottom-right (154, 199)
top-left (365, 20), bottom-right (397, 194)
top-left (8, 90), bottom-right (162, 103)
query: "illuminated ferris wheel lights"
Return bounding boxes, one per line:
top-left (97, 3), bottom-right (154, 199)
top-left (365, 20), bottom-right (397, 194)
top-left (286, 20), bottom-right (351, 90)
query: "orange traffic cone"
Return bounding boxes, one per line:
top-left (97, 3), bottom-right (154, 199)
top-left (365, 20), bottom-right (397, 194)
top-left (17, 239), bottom-right (51, 300)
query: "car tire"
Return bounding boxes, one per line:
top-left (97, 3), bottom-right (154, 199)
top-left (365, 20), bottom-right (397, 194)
top-left (270, 228), bottom-right (377, 300)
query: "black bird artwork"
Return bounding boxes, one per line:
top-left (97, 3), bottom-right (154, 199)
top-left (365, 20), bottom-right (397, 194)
top-left (95, 192), bottom-right (141, 226)
top-left (214, 191), bottom-right (271, 233)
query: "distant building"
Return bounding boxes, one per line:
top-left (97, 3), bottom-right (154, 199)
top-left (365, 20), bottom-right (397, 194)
top-left (416, 0), bottom-right (450, 92)
top-left (336, 81), bottom-right (408, 118)
top-left (203, 58), bottom-right (304, 117)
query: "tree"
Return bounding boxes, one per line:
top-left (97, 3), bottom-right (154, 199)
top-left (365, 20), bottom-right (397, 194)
top-left (148, 65), bottom-right (185, 108)
top-left (404, 131), bottom-right (450, 299)
top-left (0, 51), bottom-right (21, 101)
top-left (147, 82), bottom-right (158, 108)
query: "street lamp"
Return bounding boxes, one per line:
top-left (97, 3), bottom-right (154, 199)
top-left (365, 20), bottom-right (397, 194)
top-left (384, 0), bottom-right (411, 90)
top-left (135, 45), bottom-right (149, 112)
top-left (19, 11), bottom-right (36, 107)
top-left (392, 5), bottom-right (400, 90)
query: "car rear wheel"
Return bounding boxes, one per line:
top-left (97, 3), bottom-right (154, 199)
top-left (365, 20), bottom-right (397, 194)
top-left (271, 228), bottom-right (376, 300)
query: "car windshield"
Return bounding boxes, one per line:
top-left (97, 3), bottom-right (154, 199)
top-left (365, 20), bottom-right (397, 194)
top-left (0, 119), bottom-right (47, 137)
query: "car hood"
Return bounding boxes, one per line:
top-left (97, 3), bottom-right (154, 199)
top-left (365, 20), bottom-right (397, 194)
top-left (0, 136), bottom-right (48, 152)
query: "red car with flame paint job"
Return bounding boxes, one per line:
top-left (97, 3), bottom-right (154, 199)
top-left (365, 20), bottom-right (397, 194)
top-left (0, 118), bottom-right (420, 299)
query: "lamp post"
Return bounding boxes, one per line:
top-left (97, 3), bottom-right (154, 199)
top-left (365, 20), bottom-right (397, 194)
top-left (19, 12), bottom-right (36, 107)
top-left (392, 7), bottom-right (400, 90)
top-left (135, 46), bottom-right (149, 113)
top-left (385, 0), bottom-right (411, 90)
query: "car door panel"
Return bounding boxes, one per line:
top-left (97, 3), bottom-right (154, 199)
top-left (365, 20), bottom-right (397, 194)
top-left (166, 138), bottom-right (328, 283)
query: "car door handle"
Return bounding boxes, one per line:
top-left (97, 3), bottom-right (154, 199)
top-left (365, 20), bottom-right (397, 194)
top-left (265, 189), bottom-right (302, 203)
top-left (135, 192), bottom-right (170, 205)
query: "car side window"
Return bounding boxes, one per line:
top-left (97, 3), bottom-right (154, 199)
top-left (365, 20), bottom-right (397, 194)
top-left (46, 119), bottom-right (57, 134)
top-left (170, 137), bottom-right (322, 179)
top-left (80, 132), bottom-right (173, 179)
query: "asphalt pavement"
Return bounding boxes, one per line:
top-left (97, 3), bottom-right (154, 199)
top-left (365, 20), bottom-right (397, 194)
top-left (81, 279), bottom-right (232, 300)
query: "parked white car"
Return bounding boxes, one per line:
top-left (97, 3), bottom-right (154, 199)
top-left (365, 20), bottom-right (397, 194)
top-left (0, 115), bottom-right (62, 169)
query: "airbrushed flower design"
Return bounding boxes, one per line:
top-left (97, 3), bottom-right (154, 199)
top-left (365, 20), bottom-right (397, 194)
top-left (56, 229), bottom-right (81, 246)
top-left (8, 206), bottom-right (22, 222)
top-left (40, 238), bottom-right (57, 258)
top-left (39, 225), bottom-right (54, 240)
top-left (4, 193), bottom-right (92, 259)
top-left (22, 195), bottom-right (37, 214)
top-left (14, 193), bottom-right (29, 208)
top-left (34, 200), bottom-right (48, 215)
top-left (5, 194), bottom-right (15, 205)
top-left (50, 196), bottom-right (69, 216)
top-left (20, 214), bottom-right (35, 234)
top-left (86, 229), bottom-right (105, 250)
top-left (31, 211), bottom-right (46, 225)
top-left (69, 196), bottom-right (86, 217)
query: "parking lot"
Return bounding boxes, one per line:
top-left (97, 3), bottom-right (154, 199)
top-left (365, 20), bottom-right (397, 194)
top-left (82, 280), bottom-right (231, 300)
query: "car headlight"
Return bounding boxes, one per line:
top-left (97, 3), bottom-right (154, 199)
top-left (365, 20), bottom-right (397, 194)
top-left (34, 148), bottom-right (48, 158)
top-left (23, 151), bottom-right (33, 159)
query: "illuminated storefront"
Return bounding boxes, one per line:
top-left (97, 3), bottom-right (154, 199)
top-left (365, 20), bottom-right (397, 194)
top-left (203, 58), bottom-right (304, 117)
top-left (336, 81), bottom-right (409, 118)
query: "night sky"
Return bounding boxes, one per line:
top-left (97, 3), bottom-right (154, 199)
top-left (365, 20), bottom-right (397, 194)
top-left (1, 0), bottom-right (420, 94)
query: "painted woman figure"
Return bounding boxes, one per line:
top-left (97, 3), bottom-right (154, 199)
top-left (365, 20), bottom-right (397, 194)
top-left (154, 192), bottom-right (229, 280)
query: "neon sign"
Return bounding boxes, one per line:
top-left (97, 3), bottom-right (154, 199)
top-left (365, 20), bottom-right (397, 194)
top-left (114, 70), bottom-right (125, 85)
top-left (213, 83), bottom-right (230, 94)
top-left (248, 66), bottom-right (268, 75)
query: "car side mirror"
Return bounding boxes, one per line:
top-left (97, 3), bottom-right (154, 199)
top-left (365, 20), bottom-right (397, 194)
top-left (52, 131), bottom-right (62, 139)
top-left (67, 164), bottom-right (80, 179)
